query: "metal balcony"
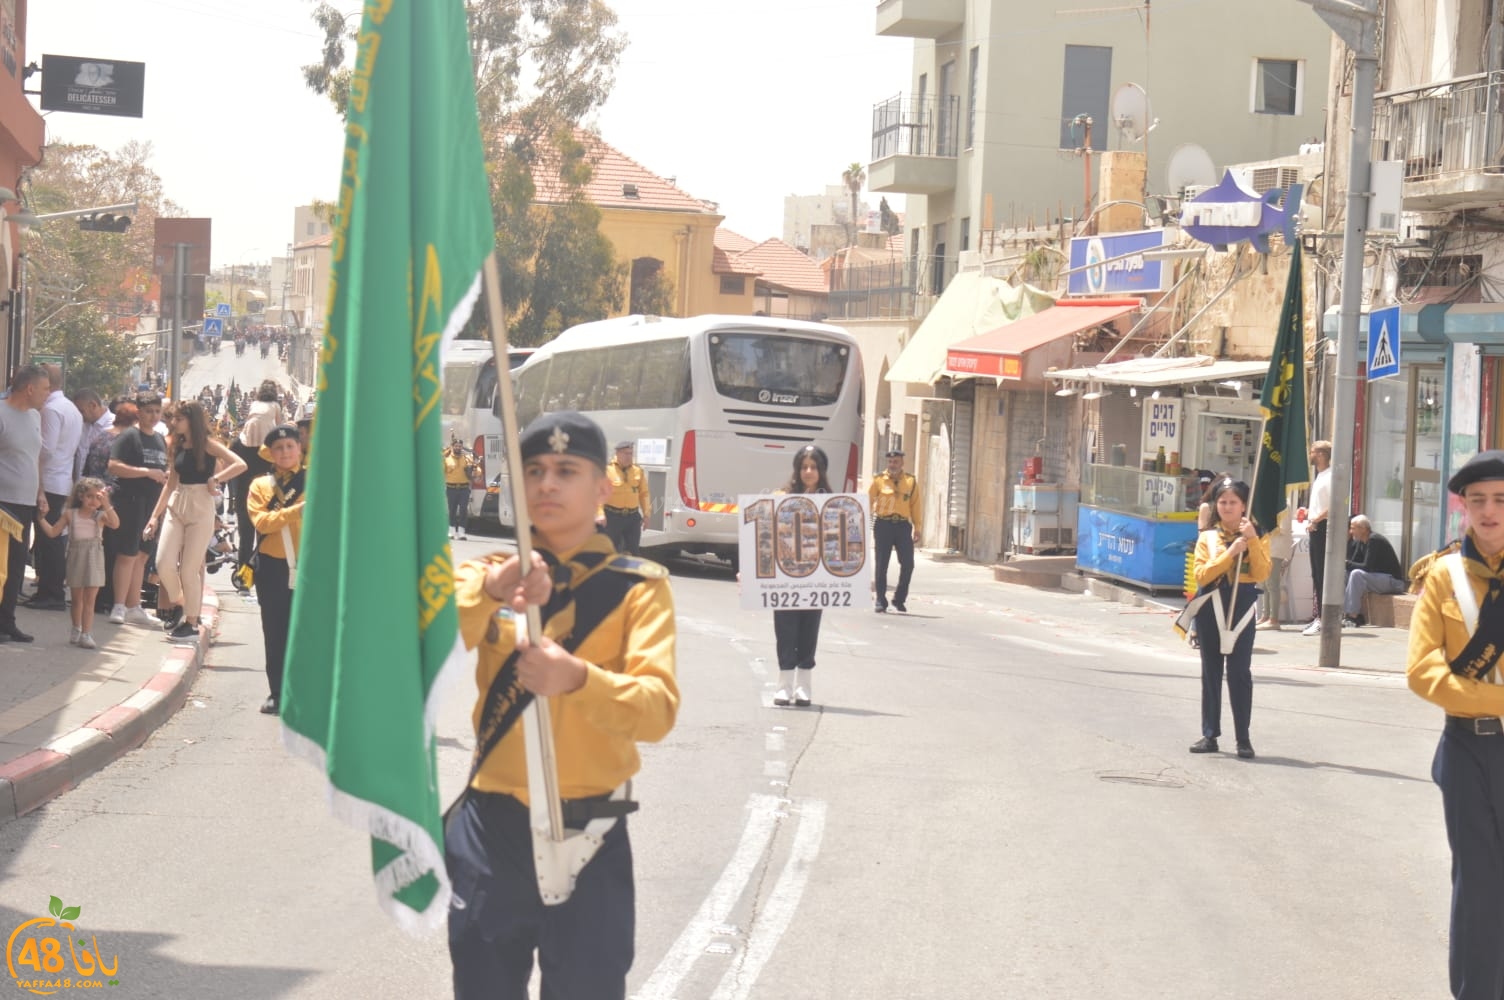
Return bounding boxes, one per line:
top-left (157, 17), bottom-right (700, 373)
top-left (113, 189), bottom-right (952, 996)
top-left (868, 94), bottom-right (961, 196)
top-left (1371, 71), bottom-right (1504, 211)
top-left (875, 0), bottom-right (964, 38)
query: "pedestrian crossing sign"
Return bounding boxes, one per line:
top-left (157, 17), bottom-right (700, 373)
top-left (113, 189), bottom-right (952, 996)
top-left (1367, 305), bottom-right (1400, 381)
top-left (202, 317), bottom-right (224, 338)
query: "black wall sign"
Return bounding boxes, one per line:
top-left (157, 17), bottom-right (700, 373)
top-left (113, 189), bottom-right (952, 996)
top-left (39, 55), bottom-right (145, 119)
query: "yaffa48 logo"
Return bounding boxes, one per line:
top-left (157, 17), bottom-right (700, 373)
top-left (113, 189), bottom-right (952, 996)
top-left (5, 896), bottom-right (120, 994)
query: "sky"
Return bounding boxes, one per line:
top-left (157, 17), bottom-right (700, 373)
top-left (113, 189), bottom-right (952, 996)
top-left (25, 0), bottom-right (912, 270)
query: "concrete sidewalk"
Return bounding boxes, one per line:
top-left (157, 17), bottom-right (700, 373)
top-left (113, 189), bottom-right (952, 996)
top-left (0, 583), bottom-right (220, 825)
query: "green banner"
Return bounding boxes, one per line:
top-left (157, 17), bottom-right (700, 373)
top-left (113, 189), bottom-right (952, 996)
top-left (1252, 243), bottom-right (1310, 534)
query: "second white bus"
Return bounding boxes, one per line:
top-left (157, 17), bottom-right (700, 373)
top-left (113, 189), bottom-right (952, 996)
top-left (502, 314), bottom-right (864, 560)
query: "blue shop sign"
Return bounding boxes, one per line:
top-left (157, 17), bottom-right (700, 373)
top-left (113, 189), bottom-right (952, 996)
top-left (1067, 229), bottom-right (1167, 296)
top-left (1075, 505), bottom-right (1197, 589)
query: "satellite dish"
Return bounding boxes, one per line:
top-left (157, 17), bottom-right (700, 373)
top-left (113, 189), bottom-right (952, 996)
top-left (1166, 143), bottom-right (1217, 196)
top-left (1111, 83), bottom-right (1151, 144)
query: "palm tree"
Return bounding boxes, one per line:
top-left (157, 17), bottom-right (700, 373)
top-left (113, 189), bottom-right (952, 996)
top-left (841, 162), bottom-right (866, 246)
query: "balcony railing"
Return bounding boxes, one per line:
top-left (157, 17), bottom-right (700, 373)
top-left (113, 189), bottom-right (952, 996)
top-left (828, 254), bottom-right (955, 320)
top-left (871, 93), bottom-right (962, 162)
top-left (1372, 72), bottom-right (1504, 183)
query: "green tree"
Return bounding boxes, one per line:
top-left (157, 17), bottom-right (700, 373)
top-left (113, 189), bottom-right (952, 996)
top-left (842, 162), bottom-right (866, 246)
top-left (302, 0), bottom-right (627, 343)
top-left (879, 197), bottom-right (901, 236)
top-left (23, 141), bottom-right (180, 394)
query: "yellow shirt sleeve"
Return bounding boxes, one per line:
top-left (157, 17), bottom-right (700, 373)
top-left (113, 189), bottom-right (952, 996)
top-left (1407, 559), bottom-right (1504, 717)
top-left (907, 474), bottom-right (922, 529)
top-left (247, 475), bottom-right (304, 558)
top-left (637, 468), bottom-right (651, 518)
top-left (1194, 530), bottom-right (1270, 588)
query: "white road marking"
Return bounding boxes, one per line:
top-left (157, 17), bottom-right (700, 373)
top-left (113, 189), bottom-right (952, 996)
top-left (632, 794), bottom-right (781, 1000)
top-left (709, 799), bottom-right (828, 1000)
top-left (986, 633), bottom-right (1102, 657)
top-left (764, 732), bottom-right (785, 753)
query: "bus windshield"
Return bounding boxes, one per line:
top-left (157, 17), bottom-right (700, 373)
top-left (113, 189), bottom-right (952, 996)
top-left (443, 364), bottom-right (480, 416)
top-left (708, 333), bottom-right (850, 407)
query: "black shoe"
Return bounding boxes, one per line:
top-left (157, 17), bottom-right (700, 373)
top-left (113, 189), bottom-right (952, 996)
top-left (259, 697), bottom-right (279, 715)
top-left (893, 602), bottom-right (907, 613)
top-left (160, 606), bottom-right (184, 631)
top-left (874, 604), bottom-right (887, 613)
top-left (167, 621), bottom-right (198, 642)
top-left (1189, 737), bottom-right (1219, 753)
top-left (1237, 742), bottom-right (1256, 759)
top-left (21, 597), bottom-right (66, 611)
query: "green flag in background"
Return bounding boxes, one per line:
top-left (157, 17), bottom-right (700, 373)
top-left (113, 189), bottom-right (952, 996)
top-left (223, 379), bottom-right (238, 424)
top-left (1251, 242), bottom-right (1311, 534)
top-left (280, 0), bottom-right (493, 931)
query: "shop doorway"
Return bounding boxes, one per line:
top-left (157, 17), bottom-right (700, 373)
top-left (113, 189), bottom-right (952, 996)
top-left (1364, 364), bottom-right (1444, 568)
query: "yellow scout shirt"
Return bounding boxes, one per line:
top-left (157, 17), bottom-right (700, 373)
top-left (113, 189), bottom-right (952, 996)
top-left (869, 471), bottom-right (921, 524)
top-left (1408, 539), bottom-right (1504, 718)
top-left (246, 470), bottom-right (304, 559)
top-left (455, 534), bottom-right (679, 803)
top-left (603, 460), bottom-right (651, 517)
top-left (1193, 526), bottom-right (1271, 589)
top-left (443, 450), bottom-right (475, 487)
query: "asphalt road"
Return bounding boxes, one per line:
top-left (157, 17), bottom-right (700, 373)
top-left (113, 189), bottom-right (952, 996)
top-left (0, 539), bottom-right (1454, 999)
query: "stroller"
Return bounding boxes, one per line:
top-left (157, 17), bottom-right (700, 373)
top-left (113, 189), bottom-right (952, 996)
top-left (205, 517), bottom-right (247, 591)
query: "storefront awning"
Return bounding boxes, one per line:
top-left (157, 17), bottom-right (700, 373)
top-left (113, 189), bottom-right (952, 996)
top-left (1045, 355), bottom-right (1270, 388)
top-left (885, 272), bottom-right (1056, 385)
top-left (945, 299), bottom-right (1141, 380)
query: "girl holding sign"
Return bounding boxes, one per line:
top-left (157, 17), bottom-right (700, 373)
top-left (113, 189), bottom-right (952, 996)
top-left (773, 445), bottom-right (831, 707)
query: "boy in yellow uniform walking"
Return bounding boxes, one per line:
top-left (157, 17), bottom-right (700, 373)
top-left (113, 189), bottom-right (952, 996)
top-left (869, 449), bottom-right (921, 612)
top-left (599, 439), bottom-right (651, 556)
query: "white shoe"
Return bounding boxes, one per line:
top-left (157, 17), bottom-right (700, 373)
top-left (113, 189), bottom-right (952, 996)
top-left (1301, 619), bottom-right (1322, 636)
top-left (459, 533), bottom-right (467, 541)
top-left (794, 668), bottom-right (813, 707)
top-left (108, 605), bottom-right (126, 625)
top-left (124, 606), bottom-right (158, 627)
top-left (77, 633), bottom-right (96, 650)
top-left (773, 669), bottom-right (795, 707)
top-left (68, 626), bottom-right (81, 645)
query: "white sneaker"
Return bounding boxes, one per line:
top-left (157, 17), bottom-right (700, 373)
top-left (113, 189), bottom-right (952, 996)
top-left (68, 626), bottom-right (81, 645)
top-left (1301, 619), bottom-right (1322, 636)
top-left (124, 606), bottom-right (158, 627)
top-left (107, 605), bottom-right (126, 625)
top-left (794, 668), bottom-right (813, 707)
top-left (77, 633), bottom-right (96, 650)
top-left (773, 669), bottom-right (795, 707)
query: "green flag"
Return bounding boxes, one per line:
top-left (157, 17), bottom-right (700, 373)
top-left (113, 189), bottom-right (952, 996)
top-left (223, 379), bottom-right (238, 424)
top-left (1251, 242), bottom-right (1310, 533)
top-left (280, 0), bottom-right (493, 931)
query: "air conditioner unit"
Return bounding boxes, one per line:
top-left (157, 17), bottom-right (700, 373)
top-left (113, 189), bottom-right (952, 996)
top-left (1180, 184), bottom-right (1213, 202)
top-left (1249, 165), bottom-right (1302, 194)
top-left (957, 250), bottom-right (982, 271)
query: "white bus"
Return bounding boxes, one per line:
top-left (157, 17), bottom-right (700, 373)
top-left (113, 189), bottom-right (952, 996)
top-left (441, 340), bottom-right (534, 521)
top-left (502, 314), bottom-right (864, 560)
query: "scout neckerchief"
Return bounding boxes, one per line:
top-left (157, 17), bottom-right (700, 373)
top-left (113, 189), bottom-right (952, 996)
top-left (1445, 534), bottom-right (1504, 680)
top-left (258, 466), bottom-right (306, 588)
top-left (464, 536), bottom-right (645, 792)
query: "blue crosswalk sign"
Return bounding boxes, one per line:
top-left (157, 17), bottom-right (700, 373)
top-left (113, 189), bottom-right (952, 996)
top-left (1367, 305), bottom-right (1400, 381)
top-left (202, 317), bottom-right (224, 338)
top-left (215, 303), bottom-right (231, 318)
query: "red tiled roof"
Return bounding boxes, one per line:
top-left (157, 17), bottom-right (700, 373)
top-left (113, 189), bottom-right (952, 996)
top-left (713, 229), bottom-right (760, 275)
top-left (731, 239), bottom-right (827, 296)
top-left (294, 233), bottom-right (333, 250)
top-left (531, 130), bottom-right (720, 215)
top-left (715, 229), bottom-right (756, 255)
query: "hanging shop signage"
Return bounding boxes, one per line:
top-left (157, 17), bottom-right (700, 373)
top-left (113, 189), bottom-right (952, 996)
top-left (1140, 397), bottom-right (1182, 467)
top-left (1180, 170), bottom-right (1303, 253)
top-left (39, 55), bottom-right (146, 119)
top-left (1067, 229), bottom-right (1167, 296)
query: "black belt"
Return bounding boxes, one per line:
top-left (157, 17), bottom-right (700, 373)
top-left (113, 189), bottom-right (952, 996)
top-left (1447, 715), bottom-right (1504, 736)
top-left (561, 793), bottom-right (639, 828)
top-left (876, 514), bottom-right (910, 522)
top-left (604, 506), bottom-right (640, 515)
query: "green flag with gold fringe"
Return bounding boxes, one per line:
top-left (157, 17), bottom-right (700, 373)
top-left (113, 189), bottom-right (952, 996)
top-left (279, 0), bottom-right (494, 931)
top-left (1251, 242), bottom-right (1310, 534)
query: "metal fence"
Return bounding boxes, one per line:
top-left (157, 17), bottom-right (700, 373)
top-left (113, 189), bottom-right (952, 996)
top-left (1371, 71), bottom-right (1504, 180)
top-left (871, 93), bottom-right (962, 161)
top-left (828, 255), bottom-right (955, 320)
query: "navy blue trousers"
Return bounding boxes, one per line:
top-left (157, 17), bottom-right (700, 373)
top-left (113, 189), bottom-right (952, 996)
top-left (1194, 585), bottom-right (1258, 743)
top-left (448, 791), bottom-right (634, 1000)
top-left (1434, 726), bottom-right (1504, 999)
top-left (873, 518), bottom-right (914, 607)
top-left (773, 609), bottom-right (821, 670)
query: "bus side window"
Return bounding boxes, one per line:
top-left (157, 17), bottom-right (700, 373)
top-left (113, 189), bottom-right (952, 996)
top-left (473, 361), bottom-right (498, 413)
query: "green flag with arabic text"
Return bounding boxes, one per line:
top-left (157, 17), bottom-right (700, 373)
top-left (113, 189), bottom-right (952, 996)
top-left (280, 0), bottom-right (493, 931)
top-left (1251, 242), bottom-right (1310, 534)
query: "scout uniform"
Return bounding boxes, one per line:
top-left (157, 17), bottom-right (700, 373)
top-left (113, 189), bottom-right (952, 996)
top-left (447, 411), bottom-right (679, 1000)
top-left (1409, 450), bottom-right (1504, 998)
top-left (246, 425), bottom-right (305, 716)
top-left (443, 445), bottom-right (476, 539)
top-left (869, 450), bottom-right (921, 612)
top-left (601, 441), bottom-right (651, 556)
top-left (1187, 481), bottom-right (1270, 759)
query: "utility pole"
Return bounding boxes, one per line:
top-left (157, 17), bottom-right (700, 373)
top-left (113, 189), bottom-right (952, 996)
top-left (1297, 0), bottom-right (1379, 669)
top-left (1074, 114), bottom-right (1094, 234)
top-left (171, 242), bottom-right (187, 404)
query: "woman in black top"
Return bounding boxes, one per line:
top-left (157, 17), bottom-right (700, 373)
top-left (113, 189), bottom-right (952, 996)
top-left (146, 401), bottom-right (245, 641)
top-left (773, 445), bottom-right (832, 707)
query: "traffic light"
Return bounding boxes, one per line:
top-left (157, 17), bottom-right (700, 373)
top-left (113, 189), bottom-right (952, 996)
top-left (77, 213), bottom-right (132, 233)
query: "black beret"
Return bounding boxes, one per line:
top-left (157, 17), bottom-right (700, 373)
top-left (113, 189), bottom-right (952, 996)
top-left (885, 449), bottom-right (905, 458)
top-left (1449, 450), bottom-right (1504, 495)
top-left (614, 440), bottom-right (634, 451)
top-left (521, 411), bottom-right (608, 469)
top-left (258, 424), bottom-right (301, 461)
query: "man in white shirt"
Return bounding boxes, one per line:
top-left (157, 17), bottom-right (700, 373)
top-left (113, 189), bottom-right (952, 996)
top-left (1301, 439), bottom-right (1333, 636)
top-left (72, 388), bottom-right (114, 481)
top-left (32, 366), bottom-right (82, 608)
top-left (0, 366), bottom-right (49, 640)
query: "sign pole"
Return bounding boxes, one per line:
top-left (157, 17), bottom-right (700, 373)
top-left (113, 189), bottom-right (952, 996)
top-left (171, 242), bottom-right (186, 403)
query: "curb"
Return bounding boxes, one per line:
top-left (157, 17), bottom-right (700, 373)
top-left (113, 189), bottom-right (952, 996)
top-left (0, 587), bottom-right (221, 826)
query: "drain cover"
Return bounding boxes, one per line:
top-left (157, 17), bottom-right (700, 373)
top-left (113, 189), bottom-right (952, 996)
top-left (1096, 771), bottom-right (1186, 788)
